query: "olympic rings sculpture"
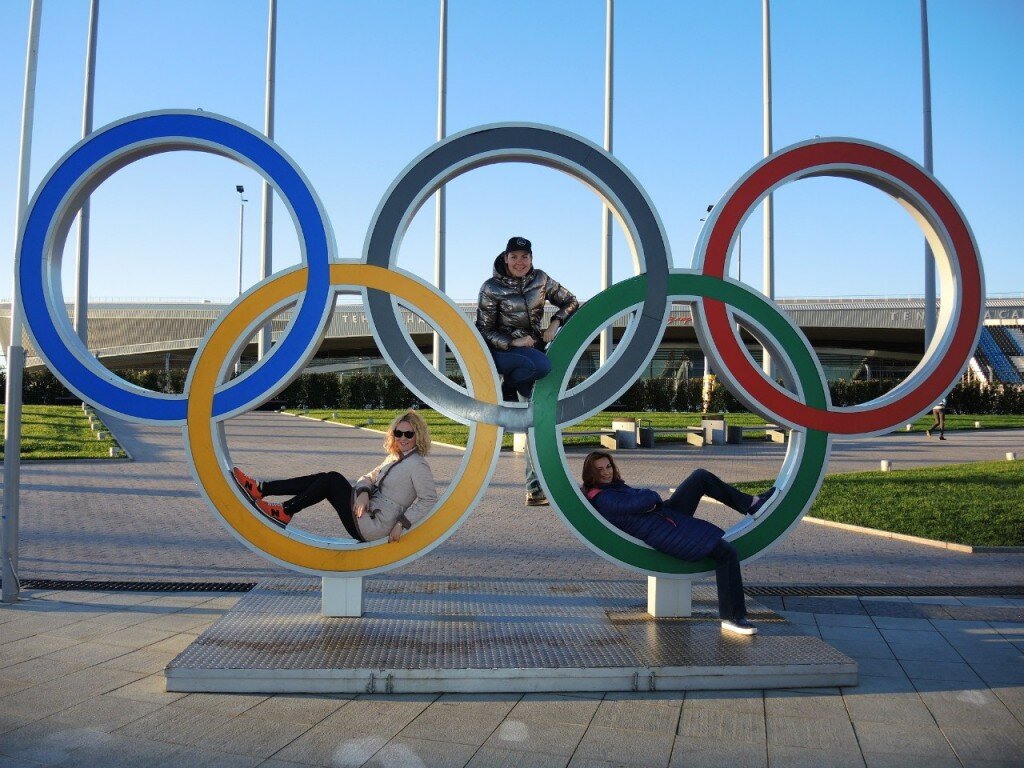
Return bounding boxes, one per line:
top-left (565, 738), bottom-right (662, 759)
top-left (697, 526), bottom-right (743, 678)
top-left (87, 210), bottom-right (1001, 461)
top-left (18, 110), bottom-right (984, 578)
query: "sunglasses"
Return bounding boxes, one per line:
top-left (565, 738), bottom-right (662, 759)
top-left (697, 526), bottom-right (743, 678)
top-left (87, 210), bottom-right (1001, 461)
top-left (392, 429), bottom-right (416, 439)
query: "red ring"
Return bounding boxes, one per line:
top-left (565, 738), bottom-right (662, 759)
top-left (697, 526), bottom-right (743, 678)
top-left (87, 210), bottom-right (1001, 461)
top-left (699, 141), bottom-right (982, 434)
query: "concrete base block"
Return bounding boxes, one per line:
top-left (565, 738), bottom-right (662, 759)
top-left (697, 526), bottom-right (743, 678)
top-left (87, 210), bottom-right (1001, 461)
top-left (322, 576), bottom-right (363, 617)
top-left (647, 576), bottom-right (692, 618)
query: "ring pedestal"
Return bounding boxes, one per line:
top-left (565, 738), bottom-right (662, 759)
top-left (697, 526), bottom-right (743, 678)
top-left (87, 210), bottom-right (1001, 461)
top-left (322, 575), bottom-right (363, 617)
top-left (166, 577), bottom-right (856, 694)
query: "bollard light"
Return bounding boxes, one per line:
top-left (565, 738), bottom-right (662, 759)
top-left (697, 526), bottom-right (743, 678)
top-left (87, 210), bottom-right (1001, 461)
top-left (880, 459), bottom-right (892, 472)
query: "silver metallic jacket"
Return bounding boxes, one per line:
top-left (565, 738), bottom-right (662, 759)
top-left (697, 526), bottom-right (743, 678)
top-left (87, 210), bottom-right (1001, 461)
top-left (475, 254), bottom-right (580, 351)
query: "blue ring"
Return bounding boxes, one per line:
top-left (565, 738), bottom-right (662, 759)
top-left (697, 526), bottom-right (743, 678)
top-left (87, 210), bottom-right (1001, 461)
top-left (18, 112), bottom-right (332, 422)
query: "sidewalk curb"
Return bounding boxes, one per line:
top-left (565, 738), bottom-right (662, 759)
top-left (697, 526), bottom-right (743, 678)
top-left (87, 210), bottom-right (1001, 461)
top-left (802, 515), bottom-right (1024, 554)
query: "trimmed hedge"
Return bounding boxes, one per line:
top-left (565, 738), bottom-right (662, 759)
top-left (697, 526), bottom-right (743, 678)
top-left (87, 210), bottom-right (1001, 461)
top-left (2, 367), bottom-right (1023, 414)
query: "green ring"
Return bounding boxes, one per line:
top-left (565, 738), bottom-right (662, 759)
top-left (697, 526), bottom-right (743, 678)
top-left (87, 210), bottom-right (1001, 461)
top-left (533, 272), bottom-right (829, 575)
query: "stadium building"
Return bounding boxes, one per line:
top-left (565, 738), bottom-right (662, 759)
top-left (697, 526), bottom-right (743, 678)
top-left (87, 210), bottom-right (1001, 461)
top-left (3, 296), bottom-right (1023, 386)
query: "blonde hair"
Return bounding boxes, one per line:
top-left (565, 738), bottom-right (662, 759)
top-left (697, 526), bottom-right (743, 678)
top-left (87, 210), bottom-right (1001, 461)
top-left (384, 409), bottom-right (431, 456)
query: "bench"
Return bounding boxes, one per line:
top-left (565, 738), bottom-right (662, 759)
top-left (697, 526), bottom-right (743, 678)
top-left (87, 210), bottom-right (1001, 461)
top-left (562, 429), bottom-right (622, 450)
top-left (726, 424), bottom-right (788, 444)
top-left (637, 425), bottom-right (705, 448)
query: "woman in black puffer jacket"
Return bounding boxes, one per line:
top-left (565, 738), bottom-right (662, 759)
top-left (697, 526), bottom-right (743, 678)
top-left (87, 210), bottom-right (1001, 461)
top-left (476, 235), bottom-right (578, 400)
top-left (477, 235), bottom-right (578, 506)
top-left (581, 451), bottom-right (776, 635)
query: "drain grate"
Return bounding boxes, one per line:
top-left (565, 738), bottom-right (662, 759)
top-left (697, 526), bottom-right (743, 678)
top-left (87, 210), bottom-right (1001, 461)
top-left (8, 579), bottom-right (255, 593)
top-left (746, 585), bottom-right (1024, 597)
top-left (2, 578), bottom-right (1022, 597)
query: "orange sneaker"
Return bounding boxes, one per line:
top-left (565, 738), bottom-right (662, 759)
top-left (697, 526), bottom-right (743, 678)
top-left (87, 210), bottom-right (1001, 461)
top-left (231, 467), bottom-right (263, 502)
top-left (256, 499), bottom-right (291, 528)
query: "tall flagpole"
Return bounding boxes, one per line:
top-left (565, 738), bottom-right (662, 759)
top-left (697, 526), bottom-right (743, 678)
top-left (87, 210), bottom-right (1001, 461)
top-left (761, 0), bottom-right (775, 378)
top-left (432, 0), bottom-right (448, 372)
top-left (258, 0), bottom-right (277, 360)
top-left (3, 0), bottom-right (43, 604)
top-left (920, 0), bottom-right (936, 349)
top-left (74, 0), bottom-right (99, 345)
top-left (599, 0), bottom-right (614, 366)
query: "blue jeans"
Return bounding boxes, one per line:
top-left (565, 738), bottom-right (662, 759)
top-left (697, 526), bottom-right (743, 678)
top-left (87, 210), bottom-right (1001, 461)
top-left (664, 469), bottom-right (754, 518)
top-left (710, 539), bottom-right (746, 621)
top-left (491, 347), bottom-right (552, 399)
top-left (492, 347), bottom-right (551, 495)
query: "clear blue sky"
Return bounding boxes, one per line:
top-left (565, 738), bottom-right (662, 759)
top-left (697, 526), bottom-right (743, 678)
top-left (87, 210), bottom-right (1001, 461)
top-left (1, 0), bottom-right (1021, 308)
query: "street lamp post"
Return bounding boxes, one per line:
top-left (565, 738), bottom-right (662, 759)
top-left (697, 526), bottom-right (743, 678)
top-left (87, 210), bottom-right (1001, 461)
top-left (235, 184), bottom-right (247, 376)
top-left (236, 184), bottom-right (247, 298)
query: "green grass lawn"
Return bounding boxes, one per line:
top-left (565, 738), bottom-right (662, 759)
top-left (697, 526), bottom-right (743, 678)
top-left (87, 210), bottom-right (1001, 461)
top-left (294, 408), bottom-right (1024, 450)
top-left (738, 460), bottom-right (1024, 547)
top-left (0, 405), bottom-right (121, 460)
top-left (300, 408), bottom-right (1023, 546)
top-left (295, 408), bottom-right (789, 449)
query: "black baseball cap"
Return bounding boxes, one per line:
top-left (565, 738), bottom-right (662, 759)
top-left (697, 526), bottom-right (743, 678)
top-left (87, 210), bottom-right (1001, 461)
top-left (505, 236), bottom-right (532, 253)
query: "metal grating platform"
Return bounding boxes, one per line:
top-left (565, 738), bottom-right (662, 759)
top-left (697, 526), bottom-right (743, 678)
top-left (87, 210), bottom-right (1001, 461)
top-left (166, 577), bottom-right (857, 694)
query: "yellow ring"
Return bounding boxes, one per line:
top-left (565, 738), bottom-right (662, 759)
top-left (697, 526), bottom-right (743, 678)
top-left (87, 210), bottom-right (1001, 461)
top-left (185, 263), bottom-right (500, 573)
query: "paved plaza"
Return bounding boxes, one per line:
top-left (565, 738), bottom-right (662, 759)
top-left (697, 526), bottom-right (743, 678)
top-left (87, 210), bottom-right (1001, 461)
top-left (1, 413), bottom-right (1023, 766)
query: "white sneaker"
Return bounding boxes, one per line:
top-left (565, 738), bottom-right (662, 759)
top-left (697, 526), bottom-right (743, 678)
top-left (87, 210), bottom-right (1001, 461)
top-left (721, 619), bottom-right (758, 635)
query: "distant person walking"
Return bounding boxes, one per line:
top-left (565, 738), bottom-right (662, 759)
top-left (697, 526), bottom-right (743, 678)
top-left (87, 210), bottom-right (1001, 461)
top-left (926, 397), bottom-right (947, 440)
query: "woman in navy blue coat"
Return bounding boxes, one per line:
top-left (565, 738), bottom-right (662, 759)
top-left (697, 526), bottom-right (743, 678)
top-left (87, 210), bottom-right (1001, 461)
top-left (581, 451), bottom-right (775, 635)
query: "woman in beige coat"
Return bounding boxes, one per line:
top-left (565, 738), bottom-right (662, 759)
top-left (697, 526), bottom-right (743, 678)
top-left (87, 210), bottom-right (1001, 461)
top-left (231, 410), bottom-right (437, 543)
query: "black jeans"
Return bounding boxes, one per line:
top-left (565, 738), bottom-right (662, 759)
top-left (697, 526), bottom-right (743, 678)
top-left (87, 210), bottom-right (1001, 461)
top-left (261, 471), bottom-right (365, 542)
top-left (664, 469), bottom-right (750, 622)
top-left (663, 468), bottom-right (754, 518)
top-left (709, 539), bottom-right (746, 622)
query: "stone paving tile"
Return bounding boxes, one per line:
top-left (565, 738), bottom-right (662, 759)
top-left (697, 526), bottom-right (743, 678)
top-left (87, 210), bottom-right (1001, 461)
top-left (89, 624), bottom-right (178, 649)
top-left (571, 725), bottom-right (674, 767)
top-left (913, 680), bottom-right (1024, 731)
top-left (825, 638), bottom-right (896, 661)
top-left (44, 640), bottom-right (133, 667)
top-left (466, 746), bottom-right (570, 768)
top-left (0, 720), bottom-right (118, 765)
top-left (942, 724), bottom-right (1024, 765)
top-left (765, 714), bottom-right (860, 752)
top-left (861, 751), bottom-right (960, 768)
top-left (271, 695), bottom-right (436, 766)
top-left (40, 693), bottom-right (164, 732)
top-left (507, 693), bottom-right (603, 725)
top-left (815, 612), bottom-right (876, 628)
top-left (869, 615), bottom-right (936, 631)
top-left (989, 684), bottom-right (1024, 720)
top-left (851, 657), bottom-right (907, 679)
top-left (683, 689), bottom-right (764, 714)
top-left (764, 689), bottom-right (847, 720)
top-left (245, 694), bottom-right (351, 725)
top-left (196, 713), bottom-right (318, 759)
top-left (0, 656), bottom-right (90, 685)
top-left (590, 694), bottom-right (682, 734)
top-left (483, 718), bottom-right (586, 757)
top-left (362, 736), bottom-right (477, 768)
top-left (677, 707), bottom-right (765, 745)
top-left (819, 625), bottom-right (885, 643)
top-left (98, 647), bottom-right (176, 674)
top-left (900, 659), bottom-right (984, 683)
top-left (0, 633), bottom-right (80, 667)
top-left (765, 744), bottom-right (866, 768)
top-left (171, 692), bottom-right (269, 716)
top-left (887, 641), bottom-right (964, 663)
top-left (107, 672), bottom-right (188, 706)
top-left (852, 720), bottom-right (958, 758)
top-left (776, 610), bottom-right (816, 626)
top-left (113, 701), bottom-right (237, 747)
top-left (668, 738), bottom-right (767, 768)
top-left (399, 694), bottom-right (519, 746)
